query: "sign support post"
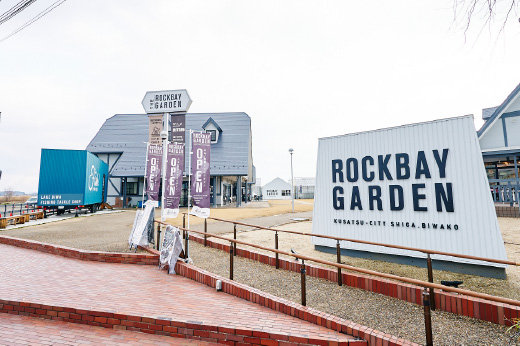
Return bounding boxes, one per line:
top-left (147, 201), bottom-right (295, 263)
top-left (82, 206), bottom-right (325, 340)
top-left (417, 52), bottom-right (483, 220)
top-left (160, 113), bottom-right (169, 222)
top-left (186, 129), bottom-right (193, 258)
top-left (141, 142), bottom-right (150, 210)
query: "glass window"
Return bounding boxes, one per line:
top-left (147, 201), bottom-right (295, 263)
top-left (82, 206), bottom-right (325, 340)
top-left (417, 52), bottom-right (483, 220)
top-left (486, 168), bottom-right (496, 180)
top-left (125, 182), bottom-right (138, 195)
top-left (498, 167), bottom-right (519, 180)
top-left (206, 130), bottom-right (217, 142)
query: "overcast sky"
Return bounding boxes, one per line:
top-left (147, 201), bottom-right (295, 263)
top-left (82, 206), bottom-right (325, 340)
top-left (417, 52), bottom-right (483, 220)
top-left (1, 0), bottom-right (519, 194)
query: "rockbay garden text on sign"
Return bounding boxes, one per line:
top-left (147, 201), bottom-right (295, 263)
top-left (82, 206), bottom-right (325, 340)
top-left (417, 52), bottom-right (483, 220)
top-left (141, 89), bottom-right (192, 114)
top-left (312, 116), bottom-right (508, 271)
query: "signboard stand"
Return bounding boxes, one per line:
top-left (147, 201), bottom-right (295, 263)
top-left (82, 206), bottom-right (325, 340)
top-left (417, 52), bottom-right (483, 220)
top-left (312, 116), bottom-right (508, 278)
top-left (142, 89), bottom-right (192, 252)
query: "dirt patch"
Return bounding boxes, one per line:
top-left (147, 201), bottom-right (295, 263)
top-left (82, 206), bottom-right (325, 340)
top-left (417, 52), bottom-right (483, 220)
top-left (164, 200), bottom-right (314, 227)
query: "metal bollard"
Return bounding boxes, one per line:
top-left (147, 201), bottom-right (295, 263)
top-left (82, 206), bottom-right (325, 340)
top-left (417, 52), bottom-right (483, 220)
top-left (184, 230), bottom-right (188, 259)
top-left (426, 254), bottom-right (436, 310)
top-left (230, 241), bottom-right (234, 280)
top-left (156, 223), bottom-right (161, 250)
top-left (336, 240), bottom-right (342, 286)
top-left (233, 223), bottom-right (237, 256)
top-left (275, 231), bottom-right (279, 269)
top-left (183, 213), bottom-right (186, 228)
top-left (301, 259), bottom-right (307, 306)
top-left (423, 288), bottom-right (434, 346)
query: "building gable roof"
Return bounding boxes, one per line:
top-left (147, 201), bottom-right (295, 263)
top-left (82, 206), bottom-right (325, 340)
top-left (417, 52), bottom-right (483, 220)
top-left (202, 117), bottom-right (223, 133)
top-left (86, 112), bottom-right (252, 177)
top-left (262, 177), bottom-right (291, 190)
top-left (478, 82), bottom-right (520, 138)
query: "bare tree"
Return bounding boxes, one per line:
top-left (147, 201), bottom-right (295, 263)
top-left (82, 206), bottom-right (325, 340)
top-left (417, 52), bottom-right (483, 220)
top-left (453, 0), bottom-right (519, 38)
top-left (3, 187), bottom-right (14, 203)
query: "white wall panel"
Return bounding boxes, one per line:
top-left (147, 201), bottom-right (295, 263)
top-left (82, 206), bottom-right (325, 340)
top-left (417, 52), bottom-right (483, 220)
top-left (479, 119), bottom-right (505, 150)
top-left (312, 116), bottom-right (507, 268)
top-left (506, 116), bottom-right (520, 147)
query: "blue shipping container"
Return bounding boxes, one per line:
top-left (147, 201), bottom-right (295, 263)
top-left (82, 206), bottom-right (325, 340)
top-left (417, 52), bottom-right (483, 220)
top-left (37, 149), bottom-right (108, 207)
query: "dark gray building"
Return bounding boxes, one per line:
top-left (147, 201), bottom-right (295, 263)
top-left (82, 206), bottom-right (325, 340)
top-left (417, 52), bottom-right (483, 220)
top-left (86, 113), bottom-right (255, 208)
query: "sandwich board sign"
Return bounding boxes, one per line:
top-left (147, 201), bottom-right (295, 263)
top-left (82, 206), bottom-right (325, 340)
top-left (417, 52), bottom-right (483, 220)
top-left (312, 115), bottom-right (507, 274)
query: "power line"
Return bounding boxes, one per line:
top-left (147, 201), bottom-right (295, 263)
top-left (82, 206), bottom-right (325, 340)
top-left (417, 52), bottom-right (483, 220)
top-left (0, 0), bottom-right (38, 26)
top-left (0, 0), bottom-right (67, 43)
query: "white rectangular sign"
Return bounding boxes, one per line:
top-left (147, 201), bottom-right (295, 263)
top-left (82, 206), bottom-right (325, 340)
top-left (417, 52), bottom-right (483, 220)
top-left (142, 89), bottom-right (192, 114)
top-left (312, 116), bottom-right (508, 267)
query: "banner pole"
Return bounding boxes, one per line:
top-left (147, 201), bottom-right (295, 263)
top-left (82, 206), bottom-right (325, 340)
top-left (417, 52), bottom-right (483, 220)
top-left (141, 142), bottom-right (149, 210)
top-left (160, 113), bottom-right (169, 249)
top-left (187, 129), bottom-right (193, 259)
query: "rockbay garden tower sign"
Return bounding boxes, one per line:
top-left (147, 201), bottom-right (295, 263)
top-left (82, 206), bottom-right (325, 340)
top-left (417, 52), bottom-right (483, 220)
top-left (312, 115), bottom-right (508, 278)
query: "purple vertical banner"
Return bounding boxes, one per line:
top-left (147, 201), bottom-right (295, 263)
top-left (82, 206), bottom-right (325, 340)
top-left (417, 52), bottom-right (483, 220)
top-left (190, 132), bottom-right (211, 218)
top-left (163, 143), bottom-right (185, 218)
top-left (146, 144), bottom-right (163, 206)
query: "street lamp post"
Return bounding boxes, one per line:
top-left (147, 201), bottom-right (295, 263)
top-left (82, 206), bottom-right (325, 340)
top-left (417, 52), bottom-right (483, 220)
top-left (289, 148), bottom-right (294, 213)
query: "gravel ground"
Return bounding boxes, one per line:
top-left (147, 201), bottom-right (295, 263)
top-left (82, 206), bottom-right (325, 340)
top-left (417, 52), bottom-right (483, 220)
top-left (188, 241), bottom-right (516, 346)
top-left (1, 210), bottom-right (143, 252)
top-left (209, 220), bottom-right (520, 302)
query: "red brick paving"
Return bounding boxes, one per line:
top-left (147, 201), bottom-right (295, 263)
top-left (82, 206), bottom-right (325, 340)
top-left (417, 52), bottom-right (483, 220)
top-left (0, 313), bottom-right (218, 345)
top-left (0, 244), bottom-right (354, 343)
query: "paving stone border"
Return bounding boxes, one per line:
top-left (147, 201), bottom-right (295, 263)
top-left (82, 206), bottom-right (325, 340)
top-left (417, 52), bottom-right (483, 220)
top-left (495, 205), bottom-right (520, 218)
top-left (0, 298), bottom-right (365, 346)
top-left (0, 235), bottom-right (158, 265)
top-left (188, 234), bottom-right (520, 327)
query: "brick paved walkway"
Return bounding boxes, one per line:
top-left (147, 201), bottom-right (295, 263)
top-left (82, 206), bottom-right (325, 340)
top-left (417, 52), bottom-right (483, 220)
top-left (0, 313), bottom-right (218, 345)
top-left (0, 244), bottom-right (354, 342)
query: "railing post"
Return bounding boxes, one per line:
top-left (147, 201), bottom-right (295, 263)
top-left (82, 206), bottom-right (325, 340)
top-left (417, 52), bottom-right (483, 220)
top-left (184, 229), bottom-right (188, 259)
top-left (233, 223), bottom-right (237, 256)
top-left (182, 213), bottom-right (186, 247)
top-left (426, 253), bottom-right (435, 310)
top-left (204, 219), bottom-right (207, 247)
top-left (336, 240), bottom-right (342, 286)
top-left (300, 259), bottom-right (306, 306)
top-left (275, 231), bottom-right (279, 269)
top-left (156, 222), bottom-right (161, 250)
top-left (423, 288), bottom-right (434, 346)
top-left (230, 241), bottom-right (234, 280)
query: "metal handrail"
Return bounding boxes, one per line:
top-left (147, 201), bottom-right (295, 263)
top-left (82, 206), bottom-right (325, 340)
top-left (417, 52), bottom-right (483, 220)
top-left (158, 219), bottom-right (520, 308)
top-left (184, 213), bottom-right (519, 267)
top-left (1, 203), bottom-right (40, 217)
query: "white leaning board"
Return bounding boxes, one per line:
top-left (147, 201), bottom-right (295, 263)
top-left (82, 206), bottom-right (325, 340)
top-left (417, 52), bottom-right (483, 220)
top-left (312, 115), bottom-right (508, 268)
